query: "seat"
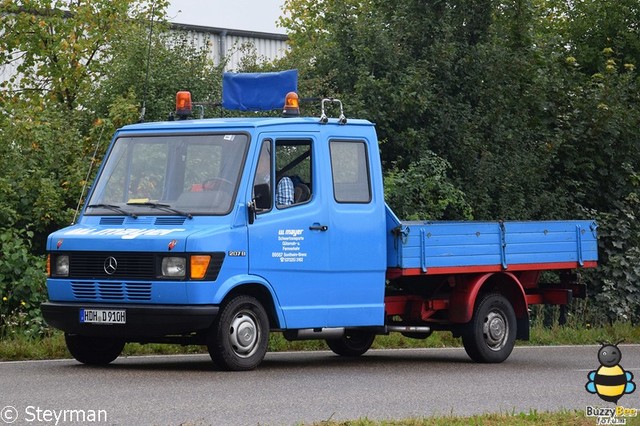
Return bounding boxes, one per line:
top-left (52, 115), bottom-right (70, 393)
top-left (294, 183), bottom-right (311, 203)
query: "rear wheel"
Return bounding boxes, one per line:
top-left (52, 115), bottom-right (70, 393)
top-left (208, 295), bottom-right (269, 371)
top-left (326, 330), bottom-right (376, 357)
top-left (462, 293), bottom-right (516, 363)
top-left (65, 334), bottom-right (125, 365)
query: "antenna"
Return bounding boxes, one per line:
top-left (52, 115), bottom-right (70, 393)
top-left (139, 2), bottom-right (156, 122)
top-left (72, 126), bottom-right (105, 225)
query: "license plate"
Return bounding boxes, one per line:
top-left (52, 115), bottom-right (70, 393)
top-left (79, 308), bottom-right (126, 324)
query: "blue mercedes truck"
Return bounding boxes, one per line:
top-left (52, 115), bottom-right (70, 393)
top-left (41, 88), bottom-right (598, 371)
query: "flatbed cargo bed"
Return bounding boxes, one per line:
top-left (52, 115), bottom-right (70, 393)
top-left (386, 205), bottom-right (598, 276)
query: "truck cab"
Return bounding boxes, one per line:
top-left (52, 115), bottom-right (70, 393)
top-left (42, 103), bottom-right (390, 370)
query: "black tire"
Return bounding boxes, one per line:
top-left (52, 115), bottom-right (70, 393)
top-left (462, 293), bottom-right (517, 363)
top-left (326, 330), bottom-right (376, 357)
top-left (64, 333), bottom-right (125, 365)
top-left (208, 295), bottom-right (269, 371)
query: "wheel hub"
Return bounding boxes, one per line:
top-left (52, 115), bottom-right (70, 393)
top-left (229, 312), bottom-right (259, 358)
top-left (237, 322), bottom-right (255, 345)
top-left (484, 311), bottom-right (507, 350)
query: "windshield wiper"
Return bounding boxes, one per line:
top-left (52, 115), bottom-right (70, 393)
top-left (126, 202), bottom-right (193, 220)
top-left (87, 204), bottom-right (137, 218)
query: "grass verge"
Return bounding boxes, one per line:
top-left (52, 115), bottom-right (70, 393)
top-left (308, 410), bottom-right (640, 425)
top-left (1, 322), bottom-right (639, 361)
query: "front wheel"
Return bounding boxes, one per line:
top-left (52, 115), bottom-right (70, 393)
top-left (65, 334), bottom-right (125, 365)
top-left (326, 330), bottom-right (376, 357)
top-left (462, 293), bottom-right (516, 363)
top-left (207, 295), bottom-right (269, 371)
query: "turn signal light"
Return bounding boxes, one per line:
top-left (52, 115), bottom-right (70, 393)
top-left (190, 255), bottom-right (211, 279)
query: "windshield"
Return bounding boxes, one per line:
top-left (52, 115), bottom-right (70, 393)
top-left (86, 133), bottom-right (249, 216)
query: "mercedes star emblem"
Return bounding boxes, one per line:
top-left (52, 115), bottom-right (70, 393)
top-left (103, 256), bottom-right (118, 275)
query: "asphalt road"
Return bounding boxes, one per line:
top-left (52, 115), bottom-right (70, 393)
top-left (1, 345), bottom-right (639, 425)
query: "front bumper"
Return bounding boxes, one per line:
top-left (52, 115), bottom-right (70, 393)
top-left (41, 302), bottom-right (219, 339)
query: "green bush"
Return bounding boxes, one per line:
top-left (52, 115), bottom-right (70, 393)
top-left (384, 152), bottom-right (473, 221)
top-left (583, 189), bottom-right (640, 324)
top-left (0, 228), bottom-right (47, 338)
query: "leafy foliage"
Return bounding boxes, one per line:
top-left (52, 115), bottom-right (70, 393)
top-left (549, 0), bottom-right (640, 76)
top-left (0, 103), bottom-right (85, 251)
top-left (585, 190), bottom-right (640, 324)
top-left (384, 153), bottom-right (473, 221)
top-left (0, 229), bottom-right (47, 337)
top-left (94, 28), bottom-right (223, 123)
top-left (0, 0), bottom-right (165, 109)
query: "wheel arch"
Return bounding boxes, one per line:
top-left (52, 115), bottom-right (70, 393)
top-left (449, 272), bottom-right (529, 339)
top-left (214, 275), bottom-right (285, 329)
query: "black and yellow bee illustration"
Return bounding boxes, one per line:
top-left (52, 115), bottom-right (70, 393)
top-left (586, 342), bottom-right (636, 403)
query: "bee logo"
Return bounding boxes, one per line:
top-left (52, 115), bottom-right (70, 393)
top-left (586, 342), bottom-right (636, 403)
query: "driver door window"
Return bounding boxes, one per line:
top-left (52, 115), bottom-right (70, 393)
top-left (275, 140), bottom-right (312, 207)
top-left (253, 139), bottom-right (313, 212)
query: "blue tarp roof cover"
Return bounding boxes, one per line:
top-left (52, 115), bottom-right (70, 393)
top-left (222, 70), bottom-right (298, 111)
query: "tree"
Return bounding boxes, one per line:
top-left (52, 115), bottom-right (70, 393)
top-left (94, 28), bottom-right (223, 123)
top-left (552, 0), bottom-right (640, 76)
top-left (384, 152), bottom-right (473, 221)
top-left (0, 0), bottom-right (167, 109)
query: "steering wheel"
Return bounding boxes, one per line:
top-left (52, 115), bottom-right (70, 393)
top-left (201, 177), bottom-right (233, 193)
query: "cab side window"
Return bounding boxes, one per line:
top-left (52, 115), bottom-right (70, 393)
top-left (275, 140), bottom-right (313, 207)
top-left (329, 140), bottom-right (371, 203)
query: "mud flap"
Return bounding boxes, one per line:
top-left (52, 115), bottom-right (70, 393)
top-left (516, 314), bottom-right (530, 340)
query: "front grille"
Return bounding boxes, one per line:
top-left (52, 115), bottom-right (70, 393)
top-left (68, 252), bottom-right (156, 279)
top-left (71, 281), bottom-right (152, 301)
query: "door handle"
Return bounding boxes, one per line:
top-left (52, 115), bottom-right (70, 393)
top-left (309, 224), bottom-right (328, 231)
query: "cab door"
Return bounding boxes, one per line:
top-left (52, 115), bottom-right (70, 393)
top-left (247, 135), bottom-right (332, 328)
top-left (325, 138), bottom-right (387, 327)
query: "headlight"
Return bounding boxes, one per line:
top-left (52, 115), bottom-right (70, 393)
top-left (161, 257), bottom-right (186, 278)
top-left (55, 255), bottom-right (69, 277)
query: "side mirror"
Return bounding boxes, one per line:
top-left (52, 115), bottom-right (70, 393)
top-left (253, 183), bottom-right (271, 210)
top-left (249, 183), bottom-right (270, 225)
